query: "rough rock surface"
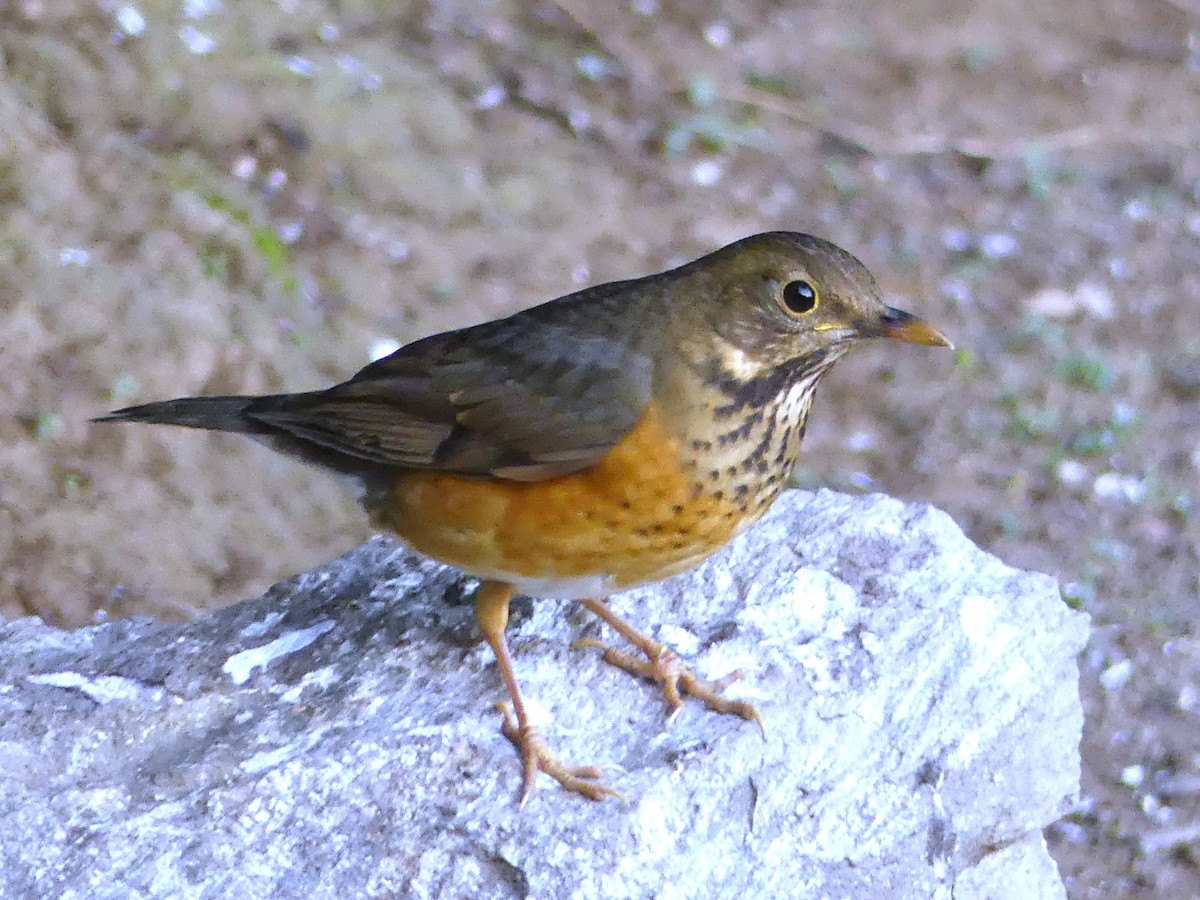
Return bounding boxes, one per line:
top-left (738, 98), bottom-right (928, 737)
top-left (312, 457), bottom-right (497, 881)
top-left (0, 490), bottom-right (1088, 899)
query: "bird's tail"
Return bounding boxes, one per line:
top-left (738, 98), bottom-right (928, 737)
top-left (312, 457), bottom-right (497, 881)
top-left (93, 395), bottom-right (271, 434)
top-left (93, 390), bottom-right (393, 484)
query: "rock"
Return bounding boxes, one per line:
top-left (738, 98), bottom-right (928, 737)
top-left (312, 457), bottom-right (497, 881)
top-left (0, 490), bottom-right (1088, 899)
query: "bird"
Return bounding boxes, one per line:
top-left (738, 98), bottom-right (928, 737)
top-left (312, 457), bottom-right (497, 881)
top-left (95, 231), bottom-right (951, 804)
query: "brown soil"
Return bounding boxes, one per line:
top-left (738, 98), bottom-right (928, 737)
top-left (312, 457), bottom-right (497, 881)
top-left (2, 1), bottom-right (1197, 894)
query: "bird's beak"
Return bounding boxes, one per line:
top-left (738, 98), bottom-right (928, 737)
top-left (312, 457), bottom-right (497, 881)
top-left (862, 306), bottom-right (953, 348)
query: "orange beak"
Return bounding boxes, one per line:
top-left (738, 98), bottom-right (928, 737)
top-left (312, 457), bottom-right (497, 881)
top-left (866, 306), bottom-right (954, 348)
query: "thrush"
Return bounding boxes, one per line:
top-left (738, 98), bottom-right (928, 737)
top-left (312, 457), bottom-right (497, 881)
top-left (96, 231), bottom-right (951, 803)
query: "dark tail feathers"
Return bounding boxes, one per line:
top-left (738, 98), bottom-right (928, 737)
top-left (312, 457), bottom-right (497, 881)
top-left (93, 395), bottom-right (271, 434)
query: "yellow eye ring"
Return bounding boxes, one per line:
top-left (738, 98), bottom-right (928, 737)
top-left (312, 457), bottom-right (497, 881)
top-left (779, 279), bottom-right (819, 315)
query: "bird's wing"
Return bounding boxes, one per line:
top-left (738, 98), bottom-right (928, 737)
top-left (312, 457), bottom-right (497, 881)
top-left (245, 291), bottom-right (655, 482)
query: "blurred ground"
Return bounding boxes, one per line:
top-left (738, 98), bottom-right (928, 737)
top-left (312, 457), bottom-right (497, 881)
top-left (1, 1), bottom-right (1198, 895)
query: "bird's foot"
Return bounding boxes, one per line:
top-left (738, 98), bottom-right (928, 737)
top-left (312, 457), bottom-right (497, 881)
top-left (496, 704), bottom-right (624, 805)
top-left (576, 600), bottom-right (765, 736)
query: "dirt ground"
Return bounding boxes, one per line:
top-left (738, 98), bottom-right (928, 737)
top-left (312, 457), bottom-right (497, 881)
top-left (2, 1), bottom-right (1198, 895)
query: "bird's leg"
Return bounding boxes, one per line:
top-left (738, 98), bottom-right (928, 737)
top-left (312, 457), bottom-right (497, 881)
top-left (475, 580), bottom-right (621, 804)
top-left (576, 598), bottom-right (764, 736)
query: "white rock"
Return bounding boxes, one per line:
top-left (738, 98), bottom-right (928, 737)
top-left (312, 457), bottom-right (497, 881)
top-left (0, 490), bottom-right (1088, 899)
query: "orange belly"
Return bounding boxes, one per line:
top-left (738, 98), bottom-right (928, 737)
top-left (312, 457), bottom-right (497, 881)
top-left (378, 405), bottom-right (752, 593)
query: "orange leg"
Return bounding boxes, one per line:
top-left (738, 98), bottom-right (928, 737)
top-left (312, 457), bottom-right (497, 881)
top-left (475, 580), bottom-right (622, 804)
top-left (577, 598), bottom-right (765, 736)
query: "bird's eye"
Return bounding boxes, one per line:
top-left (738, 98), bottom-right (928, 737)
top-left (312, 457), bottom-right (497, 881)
top-left (780, 279), bottom-right (818, 315)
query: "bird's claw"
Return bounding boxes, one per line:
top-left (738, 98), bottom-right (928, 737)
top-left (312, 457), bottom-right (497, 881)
top-left (495, 703), bottom-right (625, 805)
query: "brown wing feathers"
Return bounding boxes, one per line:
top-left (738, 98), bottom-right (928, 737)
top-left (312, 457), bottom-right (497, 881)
top-left (97, 291), bottom-right (655, 483)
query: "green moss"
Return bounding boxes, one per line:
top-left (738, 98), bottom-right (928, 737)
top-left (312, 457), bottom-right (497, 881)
top-left (1022, 144), bottom-right (1061, 199)
top-left (822, 159), bottom-right (860, 198)
top-left (109, 373), bottom-right (141, 402)
top-left (198, 243), bottom-right (230, 279)
top-left (1169, 493), bottom-right (1193, 525)
top-left (664, 72), bottom-right (764, 155)
top-left (252, 226), bottom-right (290, 275)
top-left (1060, 580), bottom-right (1094, 611)
top-left (1054, 352), bottom-right (1116, 392)
top-left (961, 43), bottom-right (997, 71)
top-left (18, 408), bottom-right (64, 440)
top-left (1007, 404), bottom-right (1061, 440)
top-left (1008, 315), bottom-right (1068, 353)
top-left (744, 72), bottom-right (795, 98)
top-left (1064, 425), bottom-right (1117, 457)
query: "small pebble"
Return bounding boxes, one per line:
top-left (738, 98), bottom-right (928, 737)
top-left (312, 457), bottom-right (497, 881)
top-left (1123, 199), bottom-right (1152, 221)
top-left (846, 431), bottom-right (875, 452)
top-left (1099, 658), bottom-right (1134, 691)
top-left (979, 232), bottom-right (1018, 259)
top-left (183, 0), bottom-right (219, 16)
top-left (1056, 459), bottom-right (1087, 486)
top-left (1026, 283), bottom-right (1113, 319)
top-left (1052, 821), bottom-right (1090, 845)
top-left (283, 55), bottom-right (317, 78)
top-left (116, 5), bottom-right (146, 36)
top-left (1121, 765), bottom-right (1146, 788)
top-left (232, 155), bottom-right (257, 180)
top-left (704, 21), bottom-right (732, 48)
top-left (59, 248), bottom-right (90, 266)
top-left (1179, 682), bottom-right (1200, 713)
top-left (940, 227), bottom-right (973, 253)
top-left (691, 160), bottom-right (722, 186)
top-left (1093, 472), bottom-right (1145, 503)
top-left (475, 84), bottom-right (506, 109)
top-left (179, 25), bottom-right (216, 54)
